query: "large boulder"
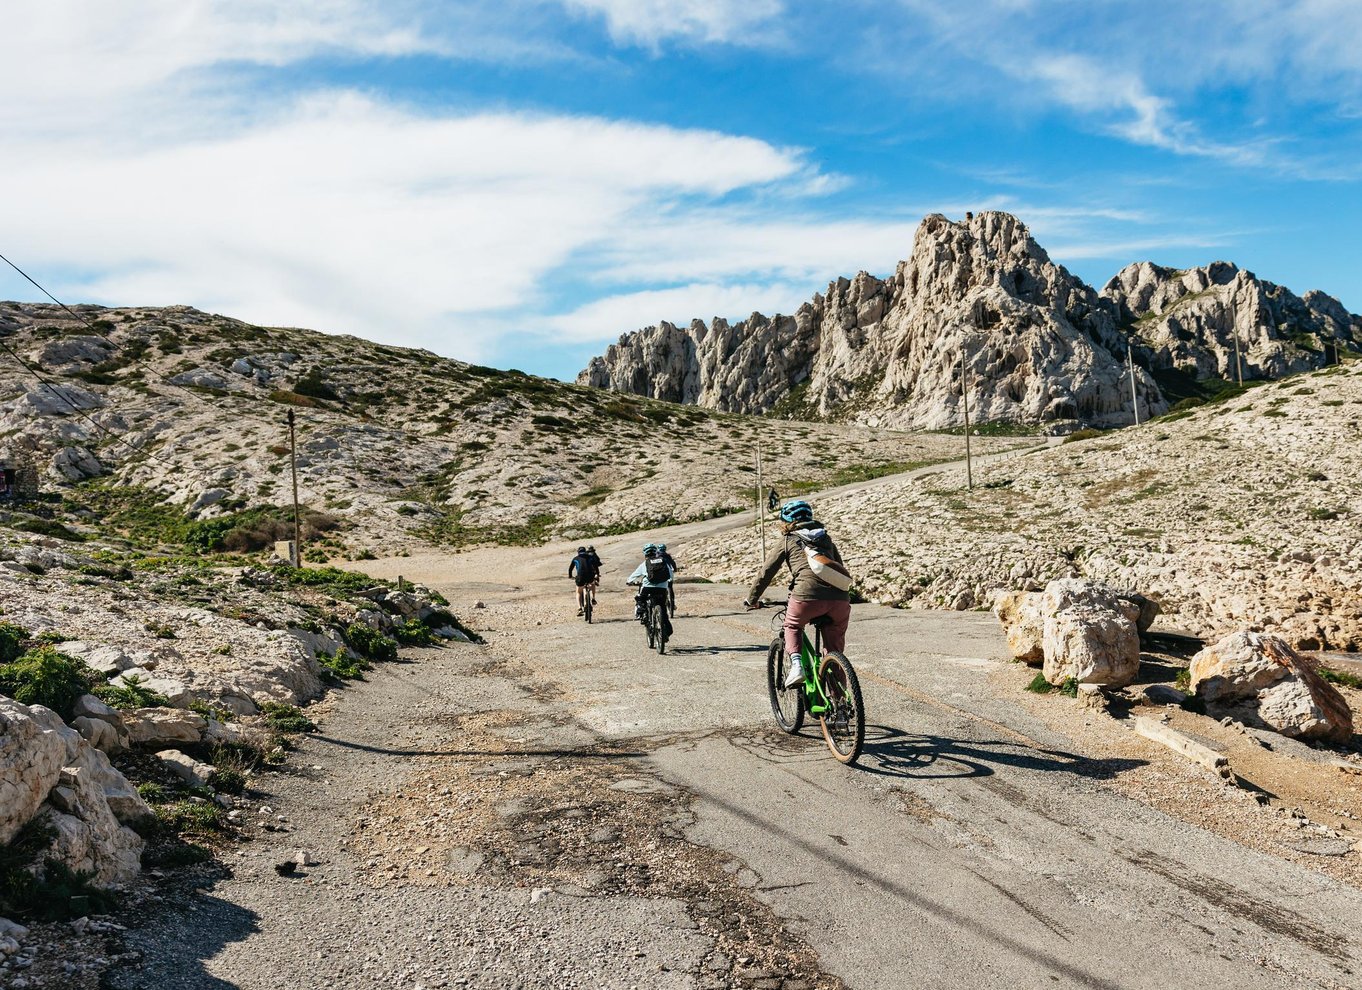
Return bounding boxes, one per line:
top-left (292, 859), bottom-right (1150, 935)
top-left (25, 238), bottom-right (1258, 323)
top-left (0, 698), bottom-right (68, 844)
top-left (1039, 579), bottom-right (1141, 687)
top-left (994, 591), bottom-right (1045, 664)
top-left (0, 698), bottom-right (150, 885)
top-left (1190, 632), bottom-right (1352, 743)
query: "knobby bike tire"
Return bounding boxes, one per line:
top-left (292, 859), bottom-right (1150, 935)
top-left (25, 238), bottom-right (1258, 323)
top-left (652, 602), bottom-right (667, 654)
top-left (818, 652), bottom-right (865, 765)
top-left (583, 592), bottom-right (593, 624)
top-left (767, 637), bottom-right (804, 734)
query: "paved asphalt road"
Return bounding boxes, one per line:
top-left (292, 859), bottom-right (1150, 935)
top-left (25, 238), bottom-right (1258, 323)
top-left (106, 451), bottom-right (1362, 990)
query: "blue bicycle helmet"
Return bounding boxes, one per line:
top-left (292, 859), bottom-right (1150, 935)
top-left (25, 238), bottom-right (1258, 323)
top-left (643, 543), bottom-right (658, 554)
top-left (779, 499), bottom-right (813, 524)
top-left (658, 543), bottom-right (667, 551)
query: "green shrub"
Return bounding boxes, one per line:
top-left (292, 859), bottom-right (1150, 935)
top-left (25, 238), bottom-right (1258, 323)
top-left (1024, 672), bottom-right (1053, 694)
top-left (211, 768), bottom-right (247, 795)
top-left (0, 646), bottom-right (97, 719)
top-left (345, 624), bottom-right (397, 661)
top-left (1062, 428), bottom-right (1104, 444)
top-left (393, 619), bottom-right (435, 647)
top-left (292, 370), bottom-right (338, 401)
top-left (95, 673), bottom-right (172, 710)
top-left (317, 648), bottom-right (369, 680)
top-left (0, 622), bottom-right (26, 664)
top-left (260, 702), bottom-right (315, 733)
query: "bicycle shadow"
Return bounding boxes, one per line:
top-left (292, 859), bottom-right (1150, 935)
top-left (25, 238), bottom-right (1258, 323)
top-left (857, 724), bottom-right (1146, 781)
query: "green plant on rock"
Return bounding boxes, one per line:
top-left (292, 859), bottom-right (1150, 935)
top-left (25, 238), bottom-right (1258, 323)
top-left (393, 619), bottom-right (435, 647)
top-left (0, 646), bottom-right (97, 719)
top-left (317, 648), bottom-right (369, 681)
top-left (95, 673), bottom-right (172, 710)
top-left (344, 623), bottom-right (398, 661)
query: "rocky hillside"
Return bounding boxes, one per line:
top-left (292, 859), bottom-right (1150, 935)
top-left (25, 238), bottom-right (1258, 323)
top-left (686, 360), bottom-right (1362, 652)
top-left (0, 303), bottom-right (1013, 558)
top-left (580, 212), bottom-right (1359, 430)
top-left (1103, 260), bottom-right (1360, 386)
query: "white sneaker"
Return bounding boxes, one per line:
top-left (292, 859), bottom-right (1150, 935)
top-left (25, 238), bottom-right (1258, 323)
top-left (784, 655), bottom-right (804, 688)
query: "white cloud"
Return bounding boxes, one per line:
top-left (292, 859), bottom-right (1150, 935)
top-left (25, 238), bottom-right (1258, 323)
top-left (561, 0), bottom-right (785, 48)
top-left (1, 92), bottom-right (821, 358)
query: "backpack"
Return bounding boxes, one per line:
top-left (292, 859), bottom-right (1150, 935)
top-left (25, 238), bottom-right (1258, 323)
top-left (645, 555), bottom-right (670, 584)
top-left (574, 553), bottom-right (598, 582)
top-left (794, 532), bottom-right (853, 591)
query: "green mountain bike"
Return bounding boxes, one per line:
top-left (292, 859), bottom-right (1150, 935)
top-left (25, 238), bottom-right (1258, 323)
top-left (763, 606), bottom-right (865, 765)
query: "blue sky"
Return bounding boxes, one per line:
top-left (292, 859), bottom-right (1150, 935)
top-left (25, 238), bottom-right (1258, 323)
top-left (1, 1), bottom-right (1359, 381)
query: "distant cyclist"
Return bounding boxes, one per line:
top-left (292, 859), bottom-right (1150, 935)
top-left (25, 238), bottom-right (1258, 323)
top-left (586, 545), bottom-right (603, 601)
top-left (626, 543), bottom-right (673, 637)
top-left (568, 545), bottom-right (599, 616)
top-left (743, 500), bottom-right (852, 687)
top-left (658, 543), bottom-right (680, 612)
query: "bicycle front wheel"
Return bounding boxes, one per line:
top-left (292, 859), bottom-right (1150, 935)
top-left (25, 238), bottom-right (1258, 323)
top-left (767, 638), bottom-right (804, 734)
top-left (818, 652), bottom-right (864, 765)
top-left (652, 603), bottom-right (667, 654)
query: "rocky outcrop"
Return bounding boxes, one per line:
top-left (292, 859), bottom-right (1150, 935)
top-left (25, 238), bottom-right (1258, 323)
top-left (0, 697), bottom-right (151, 885)
top-left (1039, 580), bottom-right (1142, 688)
top-left (1102, 262), bottom-right (1360, 382)
top-left (582, 212), bottom-right (1164, 429)
top-left (1190, 631), bottom-right (1352, 743)
top-left (582, 214), bottom-right (1360, 429)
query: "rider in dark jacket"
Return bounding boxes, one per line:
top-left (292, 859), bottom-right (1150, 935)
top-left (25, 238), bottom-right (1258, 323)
top-left (568, 546), bottom-right (599, 615)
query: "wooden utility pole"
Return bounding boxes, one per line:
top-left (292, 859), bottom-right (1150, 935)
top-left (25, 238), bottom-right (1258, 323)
top-left (287, 409), bottom-right (301, 567)
top-left (960, 348), bottom-right (973, 490)
top-left (1127, 343), bottom-right (1140, 427)
top-left (1234, 333), bottom-right (1244, 385)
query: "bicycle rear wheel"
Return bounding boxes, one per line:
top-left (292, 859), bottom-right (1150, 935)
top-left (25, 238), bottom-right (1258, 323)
top-left (651, 603), bottom-right (667, 654)
top-left (767, 638), bottom-right (804, 733)
top-left (818, 652), bottom-right (864, 765)
top-left (583, 590), bottom-right (593, 623)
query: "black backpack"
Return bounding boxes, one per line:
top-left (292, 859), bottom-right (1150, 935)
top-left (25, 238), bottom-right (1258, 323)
top-left (574, 553), bottom-right (598, 581)
top-left (644, 555), bottom-right (670, 584)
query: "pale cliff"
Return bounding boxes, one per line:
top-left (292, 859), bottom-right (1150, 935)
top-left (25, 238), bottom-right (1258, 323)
top-left (580, 212), bottom-right (1359, 427)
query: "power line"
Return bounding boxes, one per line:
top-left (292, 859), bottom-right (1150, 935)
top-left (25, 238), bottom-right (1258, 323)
top-left (0, 249), bottom-right (233, 412)
top-left (0, 335), bottom-right (175, 466)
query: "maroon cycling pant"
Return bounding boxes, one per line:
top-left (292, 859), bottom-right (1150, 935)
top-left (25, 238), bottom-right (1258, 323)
top-left (784, 598), bottom-right (851, 657)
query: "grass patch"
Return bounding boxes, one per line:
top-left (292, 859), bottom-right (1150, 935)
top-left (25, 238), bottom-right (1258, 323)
top-left (1321, 667), bottom-right (1362, 690)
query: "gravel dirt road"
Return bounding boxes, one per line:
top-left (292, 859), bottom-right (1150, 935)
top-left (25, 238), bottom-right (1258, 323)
top-left (101, 505), bottom-right (1362, 989)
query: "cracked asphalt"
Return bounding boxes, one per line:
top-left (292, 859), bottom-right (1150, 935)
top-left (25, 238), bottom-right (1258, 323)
top-left (105, 521), bottom-right (1362, 989)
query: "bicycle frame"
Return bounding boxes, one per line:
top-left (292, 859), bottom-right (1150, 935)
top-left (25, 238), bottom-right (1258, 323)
top-left (795, 624), bottom-right (833, 716)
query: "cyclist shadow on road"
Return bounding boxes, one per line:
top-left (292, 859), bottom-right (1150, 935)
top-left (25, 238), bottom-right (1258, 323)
top-left (857, 724), bottom-right (1146, 781)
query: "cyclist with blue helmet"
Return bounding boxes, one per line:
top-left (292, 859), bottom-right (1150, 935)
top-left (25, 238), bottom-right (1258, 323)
top-left (743, 499), bottom-right (852, 688)
top-left (627, 543), bottom-right (674, 636)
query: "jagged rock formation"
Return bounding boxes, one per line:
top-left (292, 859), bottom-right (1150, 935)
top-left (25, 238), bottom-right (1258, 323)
top-left (581, 212), bottom-right (1360, 427)
top-left (1101, 261), bottom-right (1361, 382)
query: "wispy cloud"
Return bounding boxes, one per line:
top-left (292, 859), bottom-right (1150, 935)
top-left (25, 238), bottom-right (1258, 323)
top-left (883, 0), bottom-right (1362, 175)
top-left (559, 0), bottom-right (786, 50)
